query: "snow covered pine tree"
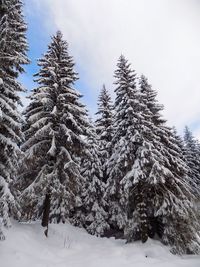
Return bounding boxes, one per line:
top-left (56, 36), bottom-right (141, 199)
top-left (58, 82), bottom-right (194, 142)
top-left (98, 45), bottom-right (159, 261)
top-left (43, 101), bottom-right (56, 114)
top-left (183, 126), bottom-right (200, 195)
top-left (95, 85), bottom-right (113, 183)
top-left (138, 75), bottom-right (200, 254)
top-left (106, 55), bottom-right (143, 237)
top-left (0, 0), bottom-right (29, 239)
top-left (106, 56), bottom-right (200, 254)
top-left (20, 31), bottom-right (90, 236)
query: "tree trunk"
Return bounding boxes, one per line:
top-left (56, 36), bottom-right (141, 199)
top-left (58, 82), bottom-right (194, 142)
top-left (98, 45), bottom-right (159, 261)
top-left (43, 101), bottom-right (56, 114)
top-left (41, 193), bottom-right (51, 237)
top-left (137, 189), bottom-right (148, 243)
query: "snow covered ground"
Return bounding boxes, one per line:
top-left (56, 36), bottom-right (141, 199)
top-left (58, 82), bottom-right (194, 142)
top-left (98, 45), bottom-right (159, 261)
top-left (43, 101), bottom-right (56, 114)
top-left (0, 222), bottom-right (200, 267)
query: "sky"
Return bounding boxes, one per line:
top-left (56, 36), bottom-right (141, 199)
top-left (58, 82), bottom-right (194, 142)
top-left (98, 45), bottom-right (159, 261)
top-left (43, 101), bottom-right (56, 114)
top-left (20, 0), bottom-right (200, 138)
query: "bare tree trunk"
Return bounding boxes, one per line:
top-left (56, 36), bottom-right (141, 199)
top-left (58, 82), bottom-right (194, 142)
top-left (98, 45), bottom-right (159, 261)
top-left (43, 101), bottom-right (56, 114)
top-left (41, 193), bottom-right (51, 237)
top-left (137, 185), bottom-right (148, 243)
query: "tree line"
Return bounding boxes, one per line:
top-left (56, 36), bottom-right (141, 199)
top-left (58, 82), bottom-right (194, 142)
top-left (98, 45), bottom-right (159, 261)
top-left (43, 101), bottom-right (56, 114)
top-left (0, 0), bottom-right (200, 255)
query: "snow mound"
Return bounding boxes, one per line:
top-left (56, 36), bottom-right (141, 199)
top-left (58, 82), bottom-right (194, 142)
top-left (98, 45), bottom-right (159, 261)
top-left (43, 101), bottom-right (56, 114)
top-left (0, 222), bottom-right (200, 267)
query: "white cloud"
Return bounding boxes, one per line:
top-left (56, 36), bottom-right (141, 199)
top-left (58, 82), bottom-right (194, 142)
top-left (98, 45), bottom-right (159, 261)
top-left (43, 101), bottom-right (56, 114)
top-left (29, 0), bottom-right (200, 135)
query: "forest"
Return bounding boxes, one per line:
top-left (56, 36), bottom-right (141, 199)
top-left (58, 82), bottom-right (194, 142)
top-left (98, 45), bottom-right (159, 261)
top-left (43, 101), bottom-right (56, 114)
top-left (0, 0), bottom-right (200, 259)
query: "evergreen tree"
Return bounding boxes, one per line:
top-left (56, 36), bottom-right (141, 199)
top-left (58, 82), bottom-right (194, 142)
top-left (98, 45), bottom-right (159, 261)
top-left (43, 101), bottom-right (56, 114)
top-left (81, 124), bottom-right (109, 236)
top-left (20, 31), bottom-right (89, 234)
top-left (183, 126), bottom-right (200, 195)
top-left (138, 75), bottom-right (200, 254)
top-left (139, 74), bottom-right (166, 126)
top-left (106, 58), bottom-right (200, 254)
top-left (95, 85), bottom-right (113, 183)
top-left (0, 0), bottom-right (29, 239)
top-left (106, 55), bottom-right (145, 233)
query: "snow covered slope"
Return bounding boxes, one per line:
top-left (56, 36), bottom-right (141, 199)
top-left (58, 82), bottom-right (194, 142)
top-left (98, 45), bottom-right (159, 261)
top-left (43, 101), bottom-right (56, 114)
top-left (0, 222), bottom-right (200, 267)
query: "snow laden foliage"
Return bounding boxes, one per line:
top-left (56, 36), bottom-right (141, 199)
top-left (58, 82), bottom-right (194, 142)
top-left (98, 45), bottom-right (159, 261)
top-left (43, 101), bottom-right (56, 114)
top-left (106, 55), bottom-right (144, 233)
top-left (19, 31), bottom-right (90, 228)
top-left (172, 127), bottom-right (186, 161)
top-left (183, 126), bottom-right (200, 196)
top-left (138, 75), bottom-right (200, 255)
top-left (172, 127), bottom-right (198, 195)
top-left (81, 124), bottom-right (110, 236)
top-left (0, 0), bottom-right (29, 74)
top-left (95, 85), bottom-right (114, 183)
top-left (106, 57), bottom-right (200, 254)
top-left (0, 0), bottom-right (29, 239)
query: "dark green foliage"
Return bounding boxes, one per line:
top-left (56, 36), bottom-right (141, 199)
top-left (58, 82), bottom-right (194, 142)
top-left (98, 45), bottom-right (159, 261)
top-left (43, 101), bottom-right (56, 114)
top-left (0, 0), bottom-right (29, 239)
top-left (95, 85), bottom-right (113, 183)
top-left (20, 31), bottom-right (90, 227)
top-left (184, 126), bottom-right (200, 195)
top-left (106, 59), bottom-right (200, 254)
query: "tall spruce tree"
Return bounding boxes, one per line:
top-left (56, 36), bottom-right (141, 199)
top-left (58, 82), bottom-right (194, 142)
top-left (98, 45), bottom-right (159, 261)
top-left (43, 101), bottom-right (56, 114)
top-left (138, 75), bottom-right (200, 254)
top-left (106, 58), bottom-right (200, 254)
top-left (106, 55), bottom-right (145, 233)
top-left (20, 31), bottom-right (89, 234)
top-left (95, 85), bottom-right (113, 183)
top-left (0, 0), bottom-right (29, 239)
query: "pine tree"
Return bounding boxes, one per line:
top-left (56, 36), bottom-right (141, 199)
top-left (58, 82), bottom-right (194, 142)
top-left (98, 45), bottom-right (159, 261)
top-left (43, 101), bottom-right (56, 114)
top-left (183, 126), bottom-right (200, 195)
top-left (106, 55), bottom-right (145, 233)
top-left (0, 0), bottom-right (29, 239)
top-left (107, 58), bottom-right (200, 254)
top-left (141, 75), bottom-right (200, 254)
top-left (20, 31), bottom-right (89, 234)
top-left (81, 124), bottom-right (109, 236)
top-left (138, 75), bottom-right (200, 254)
top-left (95, 85), bottom-right (113, 183)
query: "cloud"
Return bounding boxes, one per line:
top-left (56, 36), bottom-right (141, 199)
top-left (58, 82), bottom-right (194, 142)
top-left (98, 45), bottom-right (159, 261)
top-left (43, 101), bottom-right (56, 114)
top-left (27, 0), bottom-right (200, 136)
top-left (194, 128), bottom-right (200, 141)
